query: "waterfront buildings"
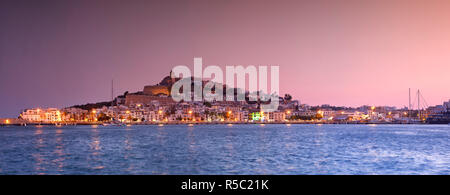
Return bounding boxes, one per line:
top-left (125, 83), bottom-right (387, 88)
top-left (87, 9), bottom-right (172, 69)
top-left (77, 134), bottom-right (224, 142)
top-left (20, 108), bottom-right (62, 123)
top-left (18, 100), bottom-right (447, 124)
top-left (16, 73), bottom-right (450, 125)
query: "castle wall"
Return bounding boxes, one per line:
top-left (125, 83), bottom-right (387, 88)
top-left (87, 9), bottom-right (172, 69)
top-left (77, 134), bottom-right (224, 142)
top-left (143, 85), bottom-right (170, 96)
top-left (125, 94), bottom-right (174, 106)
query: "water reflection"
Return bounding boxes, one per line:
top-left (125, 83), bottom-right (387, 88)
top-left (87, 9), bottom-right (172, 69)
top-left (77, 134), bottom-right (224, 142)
top-left (53, 129), bottom-right (66, 173)
top-left (186, 125), bottom-right (199, 174)
top-left (257, 125), bottom-right (269, 174)
top-left (312, 125), bottom-right (326, 174)
top-left (155, 126), bottom-right (168, 174)
top-left (89, 128), bottom-right (104, 170)
top-left (2, 124), bottom-right (448, 175)
top-left (33, 128), bottom-right (46, 174)
top-left (123, 128), bottom-right (134, 172)
top-left (223, 125), bottom-right (235, 172)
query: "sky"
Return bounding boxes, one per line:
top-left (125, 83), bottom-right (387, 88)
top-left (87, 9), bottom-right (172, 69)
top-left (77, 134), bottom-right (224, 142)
top-left (1, 0), bottom-right (450, 117)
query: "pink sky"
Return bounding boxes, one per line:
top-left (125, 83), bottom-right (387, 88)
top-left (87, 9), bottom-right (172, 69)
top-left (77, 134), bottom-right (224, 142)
top-left (1, 0), bottom-right (450, 116)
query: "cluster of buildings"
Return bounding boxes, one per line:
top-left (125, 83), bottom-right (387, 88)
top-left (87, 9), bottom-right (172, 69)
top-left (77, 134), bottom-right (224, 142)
top-left (19, 97), bottom-right (450, 124)
top-left (17, 72), bottom-right (450, 124)
top-left (19, 100), bottom-right (297, 124)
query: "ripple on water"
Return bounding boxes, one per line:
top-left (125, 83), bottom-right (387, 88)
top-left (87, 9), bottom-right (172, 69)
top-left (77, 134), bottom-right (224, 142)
top-left (0, 124), bottom-right (449, 175)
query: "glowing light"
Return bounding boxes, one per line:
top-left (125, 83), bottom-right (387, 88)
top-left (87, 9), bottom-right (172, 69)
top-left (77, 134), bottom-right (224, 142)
top-left (252, 112), bottom-right (262, 121)
top-left (5, 119), bottom-right (10, 124)
top-left (228, 111), bottom-right (232, 114)
top-left (317, 110), bottom-right (324, 116)
top-left (126, 110), bottom-right (130, 114)
top-left (286, 111), bottom-right (291, 114)
top-left (188, 110), bottom-right (193, 114)
top-left (158, 110), bottom-right (163, 114)
top-left (371, 106), bottom-right (375, 110)
top-left (92, 110), bottom-right (96, 114)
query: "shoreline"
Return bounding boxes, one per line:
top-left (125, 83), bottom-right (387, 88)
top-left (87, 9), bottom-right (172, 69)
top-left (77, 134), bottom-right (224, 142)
top-left (1, 121), bottom-right (444, 126)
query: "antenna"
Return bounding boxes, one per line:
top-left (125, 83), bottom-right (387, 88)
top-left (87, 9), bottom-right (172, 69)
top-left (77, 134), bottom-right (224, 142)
top-left (111, 79), bottom-right (114, 106)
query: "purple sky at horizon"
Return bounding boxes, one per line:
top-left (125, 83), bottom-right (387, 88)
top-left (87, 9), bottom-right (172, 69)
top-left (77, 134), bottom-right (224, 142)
top-left (1, 0), bottom-right (450, 117)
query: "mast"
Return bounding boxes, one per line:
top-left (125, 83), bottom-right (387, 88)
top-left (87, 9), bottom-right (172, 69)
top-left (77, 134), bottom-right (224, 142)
top-left (417, 90), bottom-right (420, 120)
top-left (408, 88), bottom-right (411, 110)
top-left (408, 88), bottom-right (411, 122)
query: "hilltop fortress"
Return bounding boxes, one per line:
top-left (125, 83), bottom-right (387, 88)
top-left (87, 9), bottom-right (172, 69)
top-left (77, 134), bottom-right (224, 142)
top-left (123, 72), bottom-right (175, 106)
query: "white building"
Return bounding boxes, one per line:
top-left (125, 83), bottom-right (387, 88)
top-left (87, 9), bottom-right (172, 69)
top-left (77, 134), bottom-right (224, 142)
top-left (21, 108), bottom-right (62, 122)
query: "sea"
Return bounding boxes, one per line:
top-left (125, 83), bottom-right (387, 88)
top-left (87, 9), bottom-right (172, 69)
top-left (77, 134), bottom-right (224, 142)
top-left (0, 124), bottom-right (449, 175)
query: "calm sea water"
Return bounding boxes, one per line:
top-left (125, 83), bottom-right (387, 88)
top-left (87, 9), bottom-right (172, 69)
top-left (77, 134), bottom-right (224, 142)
top-left (0, 124), bottom-right (449, 175)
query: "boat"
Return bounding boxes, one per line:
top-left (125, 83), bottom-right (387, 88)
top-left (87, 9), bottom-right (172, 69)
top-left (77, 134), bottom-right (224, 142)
top-left (426, 112), bottom-right (450, 124)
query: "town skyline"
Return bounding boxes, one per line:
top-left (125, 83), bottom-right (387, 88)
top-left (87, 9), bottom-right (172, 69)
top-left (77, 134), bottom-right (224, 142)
top-left (2, 0), bottom-right (450, 117)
